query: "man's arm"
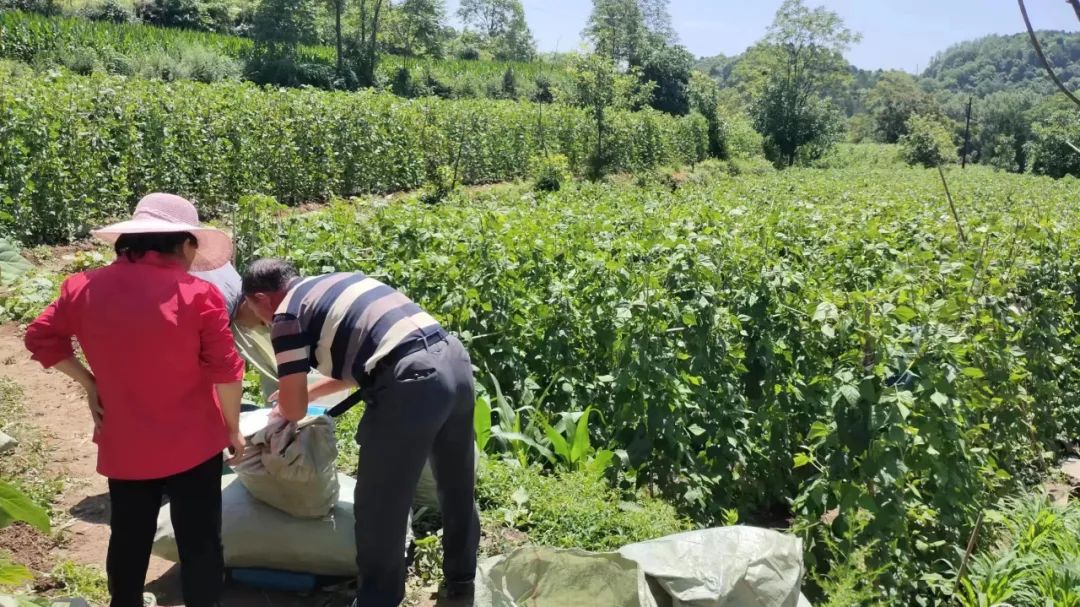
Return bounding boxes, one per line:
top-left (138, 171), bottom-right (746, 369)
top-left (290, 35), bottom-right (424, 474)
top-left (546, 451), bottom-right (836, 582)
top-left (276, 373), bottom-right (310, 422)
top-left (272, 376), bottom-right (353, 406)
top-left (270, 313), bottom-right (313, 422)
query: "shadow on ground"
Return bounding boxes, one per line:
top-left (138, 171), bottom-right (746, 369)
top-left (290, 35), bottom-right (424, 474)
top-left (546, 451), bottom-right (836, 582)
top-left (68, 493), bottom-right (110, 525)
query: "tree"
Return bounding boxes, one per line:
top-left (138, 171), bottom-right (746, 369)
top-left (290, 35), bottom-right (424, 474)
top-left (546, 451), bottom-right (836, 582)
top-left (584, 0), bottom-right (647, 64)
top-left (974, 90), bottom-right (1038, 172)
top-left (688, 71), bottom-right (724, 156)
top-left (252, 0), bottom-right (318, 46)
top-left (754, 81), bottom-right (845, 166)
top-left (383, 0), bottom-right (447, 57)
top-left (249, 0), bottom-right (322, 87)
top-left (328, 0), bottom-right (345, 78)
top-left (457, 0), bottom-right (536, 61)
top-left (866, 71), bottom-right (939, 143)
top-left (1028, 96), bottom-right (1080, 178)
top-left (639, 40), bottom-right (692, 115)
top-left (899, 114), bottom-right (958, 168)
top-left (750, 0), bottom-right (860, 166)
top-left (567, 53), bottom-right (653, 177)
top-left (638, 0), bottom-right (676, 43)
top-left (353, 0), bottom-right (387, 86)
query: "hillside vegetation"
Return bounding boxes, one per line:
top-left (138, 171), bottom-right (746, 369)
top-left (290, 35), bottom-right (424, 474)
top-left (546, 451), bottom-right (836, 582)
top-left (923, 31), bottom-right (1080, 96)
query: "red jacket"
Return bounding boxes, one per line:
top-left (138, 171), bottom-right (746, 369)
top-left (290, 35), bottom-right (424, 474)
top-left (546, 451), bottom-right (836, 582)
top-left (25, 252), bottom-right (245, 480)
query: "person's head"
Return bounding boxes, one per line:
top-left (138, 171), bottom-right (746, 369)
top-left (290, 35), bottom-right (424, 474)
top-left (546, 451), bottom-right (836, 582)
top-left (114, 231), bottom-right (199, 269)
top-left (91, 193), bottom-right (233, 272)
top-left (242, 258), bottom-right (300, 324)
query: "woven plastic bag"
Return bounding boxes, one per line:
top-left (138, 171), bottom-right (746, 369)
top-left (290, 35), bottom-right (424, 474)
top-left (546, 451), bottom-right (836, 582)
top-left (476, 526), bottom-right (811, 607)
top-left (232, 411), bottom-right (339, 519)
top-left (152, 474), bottom-right (413, 576)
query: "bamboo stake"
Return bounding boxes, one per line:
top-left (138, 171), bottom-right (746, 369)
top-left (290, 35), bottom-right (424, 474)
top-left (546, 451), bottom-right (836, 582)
top-left (938, 166), bottom-right (967, 246)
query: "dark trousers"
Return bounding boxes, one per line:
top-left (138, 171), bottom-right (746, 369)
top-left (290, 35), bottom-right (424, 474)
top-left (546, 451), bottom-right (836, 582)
top-left (106, 453), bottom-right (224, 607)
top-left (353, 335), bottom-right (481, 607)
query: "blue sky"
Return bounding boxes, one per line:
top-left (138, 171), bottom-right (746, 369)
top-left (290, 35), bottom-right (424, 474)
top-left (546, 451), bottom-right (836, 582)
top-left (444, 0), bottom-right (1079, 73)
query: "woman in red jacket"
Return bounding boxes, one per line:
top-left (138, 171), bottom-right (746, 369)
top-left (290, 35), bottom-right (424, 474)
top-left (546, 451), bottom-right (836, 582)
top-left (24, 193), bottom-right (246, 607)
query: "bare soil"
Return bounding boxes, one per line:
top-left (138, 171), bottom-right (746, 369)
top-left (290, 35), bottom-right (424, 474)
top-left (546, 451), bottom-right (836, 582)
top-left (0, 522), bottom-right (55, 574)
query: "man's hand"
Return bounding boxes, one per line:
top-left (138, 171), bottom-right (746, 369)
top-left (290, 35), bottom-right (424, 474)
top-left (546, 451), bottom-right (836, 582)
top-left (86, 383), bottom-right (103, 430)
top-left (226, 429), bottom-right (246, 466)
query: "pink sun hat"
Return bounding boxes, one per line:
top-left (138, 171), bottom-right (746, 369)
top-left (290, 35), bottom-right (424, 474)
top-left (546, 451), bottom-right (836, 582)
top-left (91, 193), bottom-right (233, 272)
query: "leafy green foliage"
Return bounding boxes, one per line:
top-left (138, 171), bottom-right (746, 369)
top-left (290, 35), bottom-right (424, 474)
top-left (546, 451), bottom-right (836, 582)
top-left (565, 52), bottom-right (656, 178)
top-left (898, 114), bottom-right (957, 168)
top-left (0, 273), bottom-right (61, 324)
top-left (0, 482), bottom-right (49, 533)
top-left (755, 84), bottom-right (845, 167)
top-left (418, 165), bottom-right (458, 205)
top-left (251, 0), bottom-right (316, 46)
top-left (530, 154), bottom-right (571, 193)
top-left (0, 67), bottom-right (705, 244)
top-left (476, 460), bottom-right (689, 551)
top-left (80, 0), bottom-right (136, 24)
top-left (0, 240), bottom-right (33, 286)
top-left (45, 561), bottom-right (109, 606)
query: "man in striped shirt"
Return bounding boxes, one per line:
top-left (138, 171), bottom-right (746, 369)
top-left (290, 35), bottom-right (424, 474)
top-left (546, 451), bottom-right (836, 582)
top-left (242, 259), bottom-right (479, 607)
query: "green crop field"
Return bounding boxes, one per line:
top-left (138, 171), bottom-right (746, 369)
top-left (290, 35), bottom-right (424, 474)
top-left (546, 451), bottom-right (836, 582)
top-left (0, 65), bottom-right (706, 244)
top-left (0, 11), bottom-right (572, 95)
top-left (236, 164), bottom-right (1080, 602)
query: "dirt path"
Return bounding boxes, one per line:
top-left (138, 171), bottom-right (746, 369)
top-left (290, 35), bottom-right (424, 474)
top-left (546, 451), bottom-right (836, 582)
top-left (0, 324), bottom-right (351, 606)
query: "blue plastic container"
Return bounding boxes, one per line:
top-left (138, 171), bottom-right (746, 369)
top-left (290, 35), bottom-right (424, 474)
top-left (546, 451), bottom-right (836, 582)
top-left (230, 568), bottom-right (319, 593)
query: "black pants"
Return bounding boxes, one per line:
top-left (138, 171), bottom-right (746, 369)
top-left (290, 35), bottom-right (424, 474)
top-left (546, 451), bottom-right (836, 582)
top-left (353, 335), bottom-right (481, 606)
top-left (106, 453), bottom-right (224, 607)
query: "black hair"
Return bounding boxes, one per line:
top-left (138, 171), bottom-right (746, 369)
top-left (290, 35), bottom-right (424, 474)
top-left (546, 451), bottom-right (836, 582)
top-left (242, 258), bottom-right (300, 295)
top-left (114, 232), bottom-right (197, 262)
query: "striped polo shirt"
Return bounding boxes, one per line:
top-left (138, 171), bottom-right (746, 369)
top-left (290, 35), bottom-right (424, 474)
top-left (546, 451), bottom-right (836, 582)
top-left (270, 273), bottom-right (443, 381)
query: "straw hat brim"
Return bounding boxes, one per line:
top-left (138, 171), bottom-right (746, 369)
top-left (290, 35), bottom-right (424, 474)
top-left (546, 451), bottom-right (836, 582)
top-left (92, 218), bottom-right (233, 272)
